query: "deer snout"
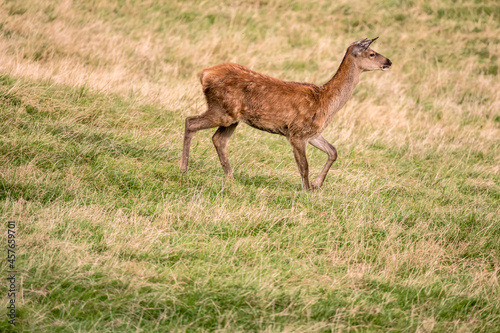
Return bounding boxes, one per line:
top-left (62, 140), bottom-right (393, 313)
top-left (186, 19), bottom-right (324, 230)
top-left (382, 59), bottom-right (392, 71)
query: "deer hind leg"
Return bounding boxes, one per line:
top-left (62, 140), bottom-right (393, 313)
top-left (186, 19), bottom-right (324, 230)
top-left (212, 123), bottom-right (238, 179)
top-left (180, 112), bottom-right (220, 173)
top-left (309, 135), bottom-right (337, 189)
top-left (289, 137), bottom-right (311, 191)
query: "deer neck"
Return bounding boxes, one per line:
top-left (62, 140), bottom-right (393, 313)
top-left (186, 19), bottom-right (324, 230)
top-left (319, 54), bottom-right (362, 129)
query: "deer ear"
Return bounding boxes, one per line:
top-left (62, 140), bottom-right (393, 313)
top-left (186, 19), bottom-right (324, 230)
top-left (351, 37), bottom-right (379, 55)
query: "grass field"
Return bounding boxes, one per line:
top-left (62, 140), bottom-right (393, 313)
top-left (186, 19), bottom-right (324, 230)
top-left (0, 0), bottom-right (499, 331)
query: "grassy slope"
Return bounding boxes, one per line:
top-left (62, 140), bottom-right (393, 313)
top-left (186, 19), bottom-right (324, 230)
top-left (0, 0), bottom-right (499, 331)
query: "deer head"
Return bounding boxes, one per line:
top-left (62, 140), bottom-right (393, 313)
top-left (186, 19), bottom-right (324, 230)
top-left (349, 37), bottom-right (392, 72)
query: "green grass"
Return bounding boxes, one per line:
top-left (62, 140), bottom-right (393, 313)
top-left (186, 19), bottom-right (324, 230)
top-left (0, 0), bottom-right (499, 331)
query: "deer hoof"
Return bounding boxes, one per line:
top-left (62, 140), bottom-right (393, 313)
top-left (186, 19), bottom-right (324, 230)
top-left (310, 180), bottom-right (322, 190)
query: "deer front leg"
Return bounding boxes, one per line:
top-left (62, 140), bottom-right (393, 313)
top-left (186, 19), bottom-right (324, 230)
top-left (289, 137), bottom-right (311, 191)
top-left (309, 135), bottom-right (337, 189)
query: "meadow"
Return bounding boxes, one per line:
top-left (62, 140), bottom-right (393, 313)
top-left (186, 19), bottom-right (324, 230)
top-left (0, 0), bottom-right (499, 331)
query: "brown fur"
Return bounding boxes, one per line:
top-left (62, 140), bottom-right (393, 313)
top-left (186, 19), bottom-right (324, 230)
top-left (181, 38), bottom-right (392, 190)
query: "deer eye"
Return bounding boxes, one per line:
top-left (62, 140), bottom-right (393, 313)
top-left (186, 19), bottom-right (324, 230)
top-left (370, 53), bottom-right (375, 57)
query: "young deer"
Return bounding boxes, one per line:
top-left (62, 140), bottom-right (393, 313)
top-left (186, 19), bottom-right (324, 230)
top-left (181, 37), bottom-right (392, 190)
